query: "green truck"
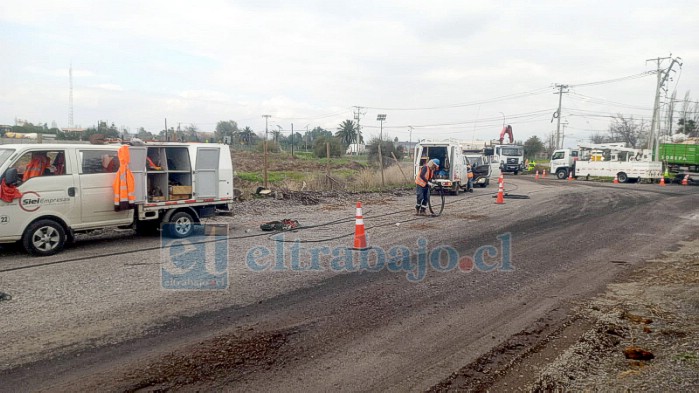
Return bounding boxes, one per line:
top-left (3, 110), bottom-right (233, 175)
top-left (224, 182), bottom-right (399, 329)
top-left (659, 143), bottom-right (698, 183)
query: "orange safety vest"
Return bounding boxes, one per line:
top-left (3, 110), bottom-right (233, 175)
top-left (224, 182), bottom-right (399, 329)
top-left (22, 155), bottom-right (51, 181)
top-left (112, 145), bottom-right (136, 211)
top-left (415, 165), bottom-right (434, 187)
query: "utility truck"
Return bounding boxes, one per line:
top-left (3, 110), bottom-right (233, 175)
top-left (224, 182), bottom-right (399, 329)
top-left (550, 144), bottom-right (661, 182)
top-left (414, 140), bottom-right (469, 194)
top-left (658, 142), bottom-right (698, 184)
top-left (491, 144), bottom-right (525, 175)
top-left (0, 142), bottom-right (234, 256)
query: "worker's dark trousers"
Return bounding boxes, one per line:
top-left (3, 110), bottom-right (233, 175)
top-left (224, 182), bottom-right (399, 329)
top-left (415, 185), bottom-right (429, 210)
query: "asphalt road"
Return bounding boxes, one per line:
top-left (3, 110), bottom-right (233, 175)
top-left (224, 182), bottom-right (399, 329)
top-left (1, 178), bottom-right (697, 392)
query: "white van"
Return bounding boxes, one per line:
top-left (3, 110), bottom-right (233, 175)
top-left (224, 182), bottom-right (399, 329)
top-left (414, 140), bottom-right (469, 194)
top-left (0, 142), bottom-right (234, 256)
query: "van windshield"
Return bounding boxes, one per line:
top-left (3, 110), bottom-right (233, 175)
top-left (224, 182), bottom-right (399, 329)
top-left (0, 149), bottom-right (14, 168)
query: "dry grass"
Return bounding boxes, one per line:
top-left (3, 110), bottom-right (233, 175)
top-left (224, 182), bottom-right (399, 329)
top-left (352, 163), bottom-right (413, 191)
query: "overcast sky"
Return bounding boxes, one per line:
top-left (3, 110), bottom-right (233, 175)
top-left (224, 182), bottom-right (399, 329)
top-left (1, 0), bottom-right (697, 146)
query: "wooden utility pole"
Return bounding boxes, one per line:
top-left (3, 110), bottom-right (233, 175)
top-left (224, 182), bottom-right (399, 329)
top-left (391, 152), bottom-right (409, 183)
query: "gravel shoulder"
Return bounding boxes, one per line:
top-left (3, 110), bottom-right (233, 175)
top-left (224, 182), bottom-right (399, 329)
top-left (529, 237), bottom-right (699, 391)
top-left (431, 236), bottom-right (699, 392)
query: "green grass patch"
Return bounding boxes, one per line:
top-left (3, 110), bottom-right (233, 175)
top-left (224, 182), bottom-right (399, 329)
top-left (334, 168), bottom-right (359, 179)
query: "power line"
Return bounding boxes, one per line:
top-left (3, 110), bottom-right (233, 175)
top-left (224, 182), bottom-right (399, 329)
top-left (568, 71), bottom-right (655, 88)
top-left (363, 87), bottom-right (551, 111)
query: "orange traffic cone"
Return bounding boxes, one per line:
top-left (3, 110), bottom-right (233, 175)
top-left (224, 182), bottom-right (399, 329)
top-left (542, 169), bottom-right (547, 178)
top-left (350, 201), bottom-right (371, 250)
top-left (495, 179), bottom-right (505, 204)
top-left (659, 177), bottom-right (666, 186)
top-left (613, 174), bottom-right (619, 184)
top-left (567, 171), bottom-right (573, 181)
top-left (682, 175), bottom-right (689, 186)
top-left (498, 173), bottom-right (504, 184)
top-left (535, 170), bottom-right (540, 180)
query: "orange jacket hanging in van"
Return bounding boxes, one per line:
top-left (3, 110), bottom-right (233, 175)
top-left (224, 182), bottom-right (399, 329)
top-left (0, 179), bottom-right (22, 203)
top-left (113, 145), bottom-right (136, 211)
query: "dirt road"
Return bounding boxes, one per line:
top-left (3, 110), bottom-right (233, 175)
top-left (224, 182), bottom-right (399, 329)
top-left (0, 178), bottom-right (697, 391)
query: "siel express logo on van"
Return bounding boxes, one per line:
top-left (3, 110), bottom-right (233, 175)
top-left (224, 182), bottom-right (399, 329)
top-left (19, 192), bottom-right (71, 212)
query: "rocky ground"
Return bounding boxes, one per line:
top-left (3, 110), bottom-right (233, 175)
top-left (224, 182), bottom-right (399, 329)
top-left (433, 237), bottom-right (699, 392)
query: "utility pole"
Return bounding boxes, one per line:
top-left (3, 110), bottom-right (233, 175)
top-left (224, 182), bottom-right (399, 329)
top-left (647, 55), bottom-right (682, 159)
top-left (353, 106), bottom-right (365, 155)
top-left (291, 123), bottom-right (294, 158)
top-left (554, 84), bottom-right (569, 150)
top-left (164, 118), bottom-right (168, 142)
top-left (262, 114), bottom-right (271, 188)
top-left (377, 114), bottom-right (387, 187)
top-left (408, 126), bottom-right (413, 160)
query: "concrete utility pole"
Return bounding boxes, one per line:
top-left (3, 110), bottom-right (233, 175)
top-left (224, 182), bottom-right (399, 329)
top-left (262, 114), bottom-right (271, 188)
top-left (353, 106), bottom-right (366, 155)
top-left (647, 55), bottom-right (682, 159)
top-left (377, 114), bottom-right (387, 187)
top-left (554, 84), bottom-right (569, 149)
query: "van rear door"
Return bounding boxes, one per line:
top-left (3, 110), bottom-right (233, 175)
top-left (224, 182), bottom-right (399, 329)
top-left (194, 147), bottom-right (219, 198)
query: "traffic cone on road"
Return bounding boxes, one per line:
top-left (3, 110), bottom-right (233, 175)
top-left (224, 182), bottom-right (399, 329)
top-left (613, 174), bottom-right (619, 184)
top-left (567, 171), bottom-right (573, 181)
top-left (682, 175), bottom-right (689, 186)
top-left (659, 177), bottom-right (666, 187)
top-left (542, 169), bottom-right (547, 178)
top-left (535, 170), bottom-right (540, 180)
top-left (350, 201), bottom-right (371, 250)
top-left (498, 173), bottom-right (504, 184)
top-left (495, 179), bottom-right (505, 204)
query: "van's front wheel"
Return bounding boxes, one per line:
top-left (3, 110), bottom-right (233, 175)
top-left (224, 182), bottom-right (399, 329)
top-left (23, 219), bottom-right (66, 256)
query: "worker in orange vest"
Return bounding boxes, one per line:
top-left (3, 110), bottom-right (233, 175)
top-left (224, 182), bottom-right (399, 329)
top-left (415, 158), bottom-right (439, 215)
top-left (466, 163), bottom-right (474, 192)
top-left (113, 145), bottom-right (136, 211)
top-left (23, 151), bottom-right (51, 181)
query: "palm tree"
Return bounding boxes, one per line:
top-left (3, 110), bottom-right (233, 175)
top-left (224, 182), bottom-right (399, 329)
top-left (335, 120), bottom-right (363, 147)
top-left (239, 126), bottom-right (254, 145)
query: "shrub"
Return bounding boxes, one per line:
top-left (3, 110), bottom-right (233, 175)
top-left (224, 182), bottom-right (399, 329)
top-left (313, 136), bottom-right (344, 158)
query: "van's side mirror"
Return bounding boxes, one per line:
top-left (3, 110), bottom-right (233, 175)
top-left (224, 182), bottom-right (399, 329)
top-left (4, 168), bottom-right (18, 186)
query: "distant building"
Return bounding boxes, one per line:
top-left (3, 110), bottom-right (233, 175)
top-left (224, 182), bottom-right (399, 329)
top-left (61, 127), bottom-right (87, 133)
top-left (395, 141), bottom-right (418, 153)
top-left (346, 144), bottom-right (366, 155)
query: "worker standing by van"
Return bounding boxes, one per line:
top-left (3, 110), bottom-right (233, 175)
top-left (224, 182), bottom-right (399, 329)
top-left (415, 158), bottom-right (439, 215)
top-left (466, 163), bottom-right (474, 192)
